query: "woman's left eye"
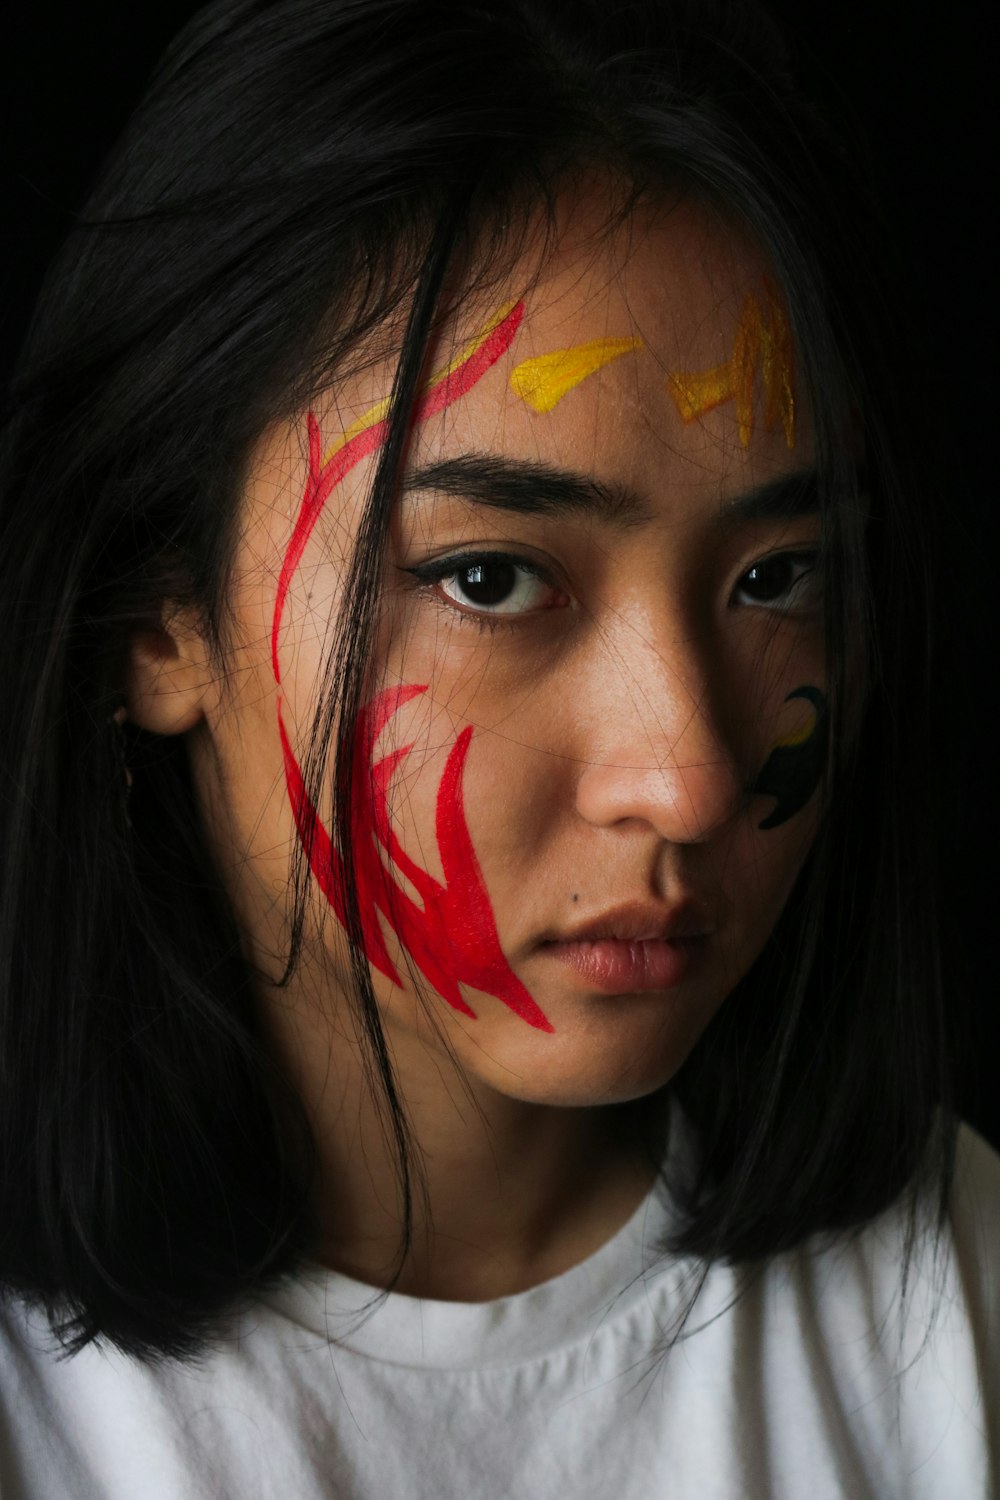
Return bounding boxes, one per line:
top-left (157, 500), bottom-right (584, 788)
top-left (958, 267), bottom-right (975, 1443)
top-left (406, 554), bottom-right (566, 617)
top-left (733, 551), bottom-right (821, 611)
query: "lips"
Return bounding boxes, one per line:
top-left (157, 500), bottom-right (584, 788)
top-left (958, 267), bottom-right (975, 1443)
top-left (538, 900), bottom-right (713, 994)
top-left (544, 899), bottom-right (712, 946)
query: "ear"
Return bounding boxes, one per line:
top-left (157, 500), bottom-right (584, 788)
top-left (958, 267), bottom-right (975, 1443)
top-left (125, 606), bottom-right (216, 735)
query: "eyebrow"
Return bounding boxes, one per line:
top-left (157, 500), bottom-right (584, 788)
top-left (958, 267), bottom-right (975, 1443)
top-left (402, 454), bottom-right (821, 529)
top-left (716, 468), bottom-right (820, 526)
top-left (403, 454), bottom-right (648, 529)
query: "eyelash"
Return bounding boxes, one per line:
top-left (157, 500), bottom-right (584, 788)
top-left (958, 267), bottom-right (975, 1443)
top-left (403, 551), bottom-right (565, 628)
top-left (403, 547), bottom-right (822, 628)
top-left (731, 550), bottom-right (822, 611)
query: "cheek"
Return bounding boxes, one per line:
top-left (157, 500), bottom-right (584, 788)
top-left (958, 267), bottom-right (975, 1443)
top-left (277, 562), bottom-right (347, 727)
top-left (285, 682), bottom-right (556, 1033)
top-left (726, 695), bottom-right (825, 950)
top-left (439, 723), bottom-right (566, 888)
top-left (750, 684), bottom-right (828, 831)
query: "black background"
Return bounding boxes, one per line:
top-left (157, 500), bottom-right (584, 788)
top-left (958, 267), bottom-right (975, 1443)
top-left (2, 4), bottom-right (995, 1148)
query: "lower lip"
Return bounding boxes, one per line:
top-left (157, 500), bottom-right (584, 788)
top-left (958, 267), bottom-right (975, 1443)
top-left (542, 937), bottom-right (704, 993)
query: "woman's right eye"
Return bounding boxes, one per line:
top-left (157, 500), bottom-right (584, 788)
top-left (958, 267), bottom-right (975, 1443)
top-left (408, 554), bottom-right (568, 618)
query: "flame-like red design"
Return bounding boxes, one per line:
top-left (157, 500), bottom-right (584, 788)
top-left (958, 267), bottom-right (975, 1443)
top-left (272, 299), bottom-right (553, 1031)
top-left (280, 685), bottom-right (552, 1030)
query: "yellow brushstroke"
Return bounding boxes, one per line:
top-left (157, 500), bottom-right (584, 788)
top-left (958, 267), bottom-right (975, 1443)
top-left (428, 299), bottom-right (519, 389)
top-left (666, 281), bottom-right (795, 449)
top-left (321, 302), bottom-right (520, 467)
top-left (321, 393), bottom-right (392, 468)
top-left (773, 703), bottom-right (816, 749)
top-left (509, 335), bottom-right (644, 414)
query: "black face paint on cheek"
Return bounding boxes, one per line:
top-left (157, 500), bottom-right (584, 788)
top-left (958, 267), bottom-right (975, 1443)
top-left (751, 686), bottom-right (828, 830)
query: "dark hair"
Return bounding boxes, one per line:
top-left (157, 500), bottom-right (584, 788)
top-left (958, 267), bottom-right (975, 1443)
top-left (0, 0), bottom-right (960, 1362)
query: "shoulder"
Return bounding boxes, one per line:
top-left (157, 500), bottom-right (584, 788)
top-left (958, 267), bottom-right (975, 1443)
top-left (787, 1121), bottom-right (1000, 1490)
top-left (936, 1121), bottom-right (1000, 1388)
top-left (0, 1292), bottom-right (317, 1500)
top-left (950, 1119), bottom-right (1000, 1274)
top-left (670, 1119), bottom-right (1000, 1499)
top-left (799, 1117), bottom-right (1000, 1297)
top-left (794, 1119), bottom-right (1000, 1350)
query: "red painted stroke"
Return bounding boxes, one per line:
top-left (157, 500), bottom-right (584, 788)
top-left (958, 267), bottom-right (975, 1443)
top-left (273, 298), bottom-right (553, 1031)
top-left (271, 301), bottom-right (525, 684)
top-left (280, 686), bottom-right (553, 1031)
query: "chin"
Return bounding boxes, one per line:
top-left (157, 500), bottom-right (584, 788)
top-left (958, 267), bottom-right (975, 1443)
top-left (455, 1004), bottom-right (712, 1110)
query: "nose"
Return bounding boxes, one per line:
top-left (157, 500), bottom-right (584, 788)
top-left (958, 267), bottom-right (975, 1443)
top-left (574, 674), bottom-right (746, 846)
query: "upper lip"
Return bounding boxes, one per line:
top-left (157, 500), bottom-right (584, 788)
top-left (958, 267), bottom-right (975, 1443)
top-left (543, 899), bottom-right (713, 945)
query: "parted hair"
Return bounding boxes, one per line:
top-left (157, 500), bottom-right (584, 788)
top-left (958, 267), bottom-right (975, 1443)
top-left (0, 0), bottom-right (959, 1360)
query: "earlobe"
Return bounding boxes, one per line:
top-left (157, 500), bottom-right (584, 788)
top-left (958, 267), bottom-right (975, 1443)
top-left (125, 609), bottom-right (215, 736)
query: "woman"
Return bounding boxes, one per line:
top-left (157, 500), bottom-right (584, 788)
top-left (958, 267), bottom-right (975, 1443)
top-left (0, 1), bottom-right (996, 1495)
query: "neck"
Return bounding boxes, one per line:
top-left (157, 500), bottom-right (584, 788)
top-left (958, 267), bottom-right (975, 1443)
top-left (264, 974), bottom-right (667, 1301)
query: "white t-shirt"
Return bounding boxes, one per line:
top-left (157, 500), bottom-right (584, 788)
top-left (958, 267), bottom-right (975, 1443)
top-left (1, 1120), bottom-right (998, 1500)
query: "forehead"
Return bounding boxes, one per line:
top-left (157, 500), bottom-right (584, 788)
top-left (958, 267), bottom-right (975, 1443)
top-left (504, 191), bottom-right (764, 365)
top-left (315, 188), bottom-right (804, 516)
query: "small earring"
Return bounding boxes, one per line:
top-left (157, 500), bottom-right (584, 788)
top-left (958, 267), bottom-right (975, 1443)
top-left (111, 705), bottom-right (134, 826)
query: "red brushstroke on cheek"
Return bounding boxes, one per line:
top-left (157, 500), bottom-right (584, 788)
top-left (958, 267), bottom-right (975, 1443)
top-left (271, 300), bottom-right (553, 1032)
top-left (283, 686), bottom-right (552, 1030)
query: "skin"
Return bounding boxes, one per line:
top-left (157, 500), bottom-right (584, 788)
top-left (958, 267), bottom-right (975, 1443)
top-left (128, 189), bottom-right (826, 1300)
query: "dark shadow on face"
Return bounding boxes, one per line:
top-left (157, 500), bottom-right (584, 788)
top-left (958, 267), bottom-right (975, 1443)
top-left (751, 685), bottom-right (828, 830)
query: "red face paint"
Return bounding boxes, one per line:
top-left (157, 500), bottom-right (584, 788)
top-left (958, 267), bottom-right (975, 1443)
top-left (281, 686), bottom-right (552, 1031)
top-left (271, 301), bottom-right (526, 684)
top-left (272, 301), bottom-right (554, 1032)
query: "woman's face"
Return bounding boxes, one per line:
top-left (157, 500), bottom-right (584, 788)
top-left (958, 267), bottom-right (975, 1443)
top-left (181, 193), bottom-right (825, 1109)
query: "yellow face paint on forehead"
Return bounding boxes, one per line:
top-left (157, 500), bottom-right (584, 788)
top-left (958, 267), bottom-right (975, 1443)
top-left (509, 335), bottom-right (644, 414)
top-left (666, 280), bottom-right (795, 449)
top-left (321, 302), bottom-right (522, 467)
